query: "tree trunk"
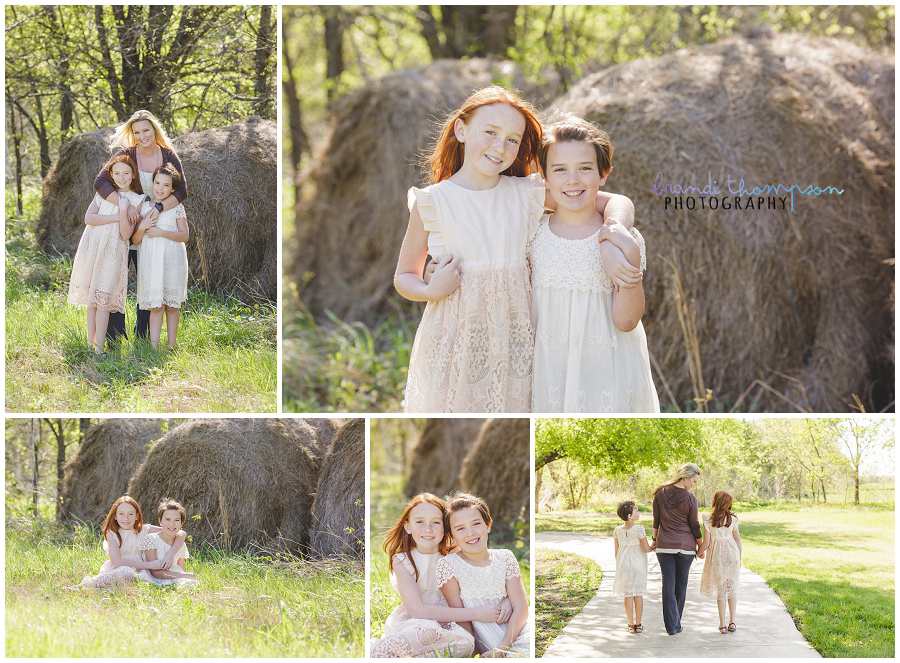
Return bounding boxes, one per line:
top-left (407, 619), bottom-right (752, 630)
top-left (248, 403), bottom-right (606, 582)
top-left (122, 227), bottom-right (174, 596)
top-left (323, 7), bottom-right (345, 102)
top-left (254, 5), bottom-right (275, 117)
top-left (30, 420), bottom-right (39, 513)
top-left (9, 104), bottom-right (23, 215)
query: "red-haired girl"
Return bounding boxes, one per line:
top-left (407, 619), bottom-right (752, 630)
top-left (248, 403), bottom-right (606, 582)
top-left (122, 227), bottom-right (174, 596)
top-left (371, 493), bottom-right (507, 657)
top-left (395, 86), bottom-right (637, 413)
top-left (71, 496), bottom-right (185, 589)
top-left (67, 155), bottom-right (146, 354)
top-left (698, 491), bottom-right (742, 633)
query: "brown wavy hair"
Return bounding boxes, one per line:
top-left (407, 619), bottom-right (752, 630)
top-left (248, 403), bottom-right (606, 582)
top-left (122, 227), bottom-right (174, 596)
top-left (383, 493), bottom-right (450, 581)
top-left (101, 496), bottom-right (144, 548)
top-left (443, 491), bottom-right (493, 542)
top-left (537, 114), bottom-right (614, 177)
top-left (152, 163), bottom-right (181, 192)
top-left (709, 491), bottom-right (736, 528)
top-left (156, 498), bottom-right (186, 524)
top-left (104, 154), bottom-right (143, 195)
top-left (427, 85), bottom-right (542, 184)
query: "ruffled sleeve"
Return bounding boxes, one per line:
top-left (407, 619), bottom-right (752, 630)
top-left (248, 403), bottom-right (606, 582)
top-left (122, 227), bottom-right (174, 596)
top-left (173, 203), bottom-right (187, 220)
top-left (138, 532), bottom-right (156, 551)
top-left (520, 173), bottom-right (547, 241)
top-left (635, 524), bottom-right (646, 539)
top-left (502, 549), bottom-right (520, 580)
top-left (702, 512), bottom-right (710, 522)
top-left (630, 226), bottom-right (647, 272)
top-left (408, 185), bottom-right (445, 259)
top-left (435, 555), bottom-right (455, 588)
top-left (175, 541), bottom-right (190, 561)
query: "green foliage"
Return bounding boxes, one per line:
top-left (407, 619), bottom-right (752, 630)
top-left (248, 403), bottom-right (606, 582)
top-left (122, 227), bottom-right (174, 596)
top-left (535, 548), bottom-right (603, 657)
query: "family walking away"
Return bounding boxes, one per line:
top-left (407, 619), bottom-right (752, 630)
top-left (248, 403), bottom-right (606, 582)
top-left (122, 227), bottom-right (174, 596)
top-left (395, 85), bottom-right (659, 414)
top-left (371, 492), bottom-right (530, 658)
top-left (67, 110), bottom-right (189, 354)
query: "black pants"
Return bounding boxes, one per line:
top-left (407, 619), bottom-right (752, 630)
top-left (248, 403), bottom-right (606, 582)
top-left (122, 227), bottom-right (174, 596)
top-left (106, 250), bottom-right (150, 341)
top-left (657, 552), bottom-right (694, 634)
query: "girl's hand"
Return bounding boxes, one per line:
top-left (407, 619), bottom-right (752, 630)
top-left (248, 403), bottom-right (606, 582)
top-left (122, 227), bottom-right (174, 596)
top-left (497, 597), bottom-right (513, 623)
top-left (599, 238), bottom-right (642, 289)
top-left (126, 202), bottom-right (140, 224)
top-left (148, 559), bottom-right (164, 570)
top-left (139, 215), bottom-right (157, 231)
top-left (426, 254), bottom-right (461, 299)
top-left (145, 207), bottom-right (160, 223)
top-left (145, 227), bottom-right (162, 238)
top-left (474, 605), bottom-right (502, 623)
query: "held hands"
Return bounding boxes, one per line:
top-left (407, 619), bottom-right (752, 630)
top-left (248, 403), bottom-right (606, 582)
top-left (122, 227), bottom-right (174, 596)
top-left (598, 229), bottom-right (641, 289)
top-left (126, 202), bottom-right (140, 224)
top-left (497, 597), bottom-right (513, 624)
top-left (425, 254), bottom-right (461, 299)
top-left (148, 559), bottom-right (165, 570)
top-left (475, 604), bottom-right (503, 623)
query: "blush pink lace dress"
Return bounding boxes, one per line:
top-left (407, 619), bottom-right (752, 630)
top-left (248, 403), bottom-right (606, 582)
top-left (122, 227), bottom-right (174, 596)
top-left (404, 174), bottom-right (545, 413)
top-left (370, 549), bottom-right (475, 658)
top-left (699, 513), bottom-right (741, 599)
top-left (612, 523), bottom-right (648, 597)
top-left (75, 524), bottom-right (151, 589)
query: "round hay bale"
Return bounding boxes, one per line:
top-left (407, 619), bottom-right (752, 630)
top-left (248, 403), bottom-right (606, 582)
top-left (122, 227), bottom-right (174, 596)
top-left (279, 417), bottom-right (341, 463)
top-left (126, 418), bottom-right (318, 552)
top-left (404, 418), bottom-right (485, 499)
top-left (36, 117), bottom-right (276, 301)
top-left (309, 418), bottom-right (365, 559)
top-left (553, 33), bottom-right (893, 412)
top-left (459, 418), bottom-right (530, 524)
top-left (292, 58), bottom-right (555, 322)
top-left (58, 418), bottom-right (166, 525)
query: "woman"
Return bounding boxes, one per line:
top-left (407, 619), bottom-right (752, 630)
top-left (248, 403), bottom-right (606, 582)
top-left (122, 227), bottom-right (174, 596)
top-left (93, 110), bottom-right (188, 340)
top-left (651, 462), bottom-right (702, 635)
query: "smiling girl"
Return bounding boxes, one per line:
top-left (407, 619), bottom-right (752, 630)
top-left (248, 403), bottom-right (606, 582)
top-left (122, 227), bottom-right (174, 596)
top-left (137, 498), bottom-right (197, 586)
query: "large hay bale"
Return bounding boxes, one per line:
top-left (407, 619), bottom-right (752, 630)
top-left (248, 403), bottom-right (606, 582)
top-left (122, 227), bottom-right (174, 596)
top-left (404, 418), bottom-right (485, 499)
top-left (292, 59), bottom-right (555, 321)
top-left (127, 418), bottom-right (318, 552)
top-left (459, 418), bottom-right (530, 524)
top-left (277, 417), bottom-right (339, 464)
top-left (309, 418), bottom-right (365, 559)
top-left (36, 117), bottom-right (276, 301)
top-left (554, 33), bottom-right (893, 412)
top-left (58, 419), bottom-right (166, 525)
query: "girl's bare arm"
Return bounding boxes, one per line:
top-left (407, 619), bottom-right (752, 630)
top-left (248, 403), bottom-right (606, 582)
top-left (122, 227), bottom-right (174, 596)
top-left (395, 562), bottom-right (500, 622)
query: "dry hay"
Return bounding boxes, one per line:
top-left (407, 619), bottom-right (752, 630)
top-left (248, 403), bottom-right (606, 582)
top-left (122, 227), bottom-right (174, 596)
top-left (58, 419), bottom-right (166, 525)
top-left (277, 417), bottom-right (339, 464)
top-left (309, 418), bottom-right (365, 559)
top-left (459, 418), bottom-right (530, 524)
top-left (292, 58), bottom-right (557, 322)
top-left (36, 117), bottom-right (276, 301)
top-left (404, 418), bottom-right (485, 499)
top-left (553, 33), bottom-right (893, 412)
top-left (126, 418), bottom-right (319, 552)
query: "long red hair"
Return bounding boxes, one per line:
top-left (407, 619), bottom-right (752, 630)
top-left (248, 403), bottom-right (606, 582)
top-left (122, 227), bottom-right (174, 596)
top-left (709, 491), bottom-right (735, 528)
top-left (101, 496), bottom-right (144, 548)
top-left (427, 85), bottom-right (542, 184)
top-left (104, 154), bottom-right (143, 195)
top-left (383, 493), bottom-right (451, 581)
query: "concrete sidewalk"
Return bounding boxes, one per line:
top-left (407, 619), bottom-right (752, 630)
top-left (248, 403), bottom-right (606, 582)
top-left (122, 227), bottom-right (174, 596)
top-left (537, 531), bottom-right (820, 658)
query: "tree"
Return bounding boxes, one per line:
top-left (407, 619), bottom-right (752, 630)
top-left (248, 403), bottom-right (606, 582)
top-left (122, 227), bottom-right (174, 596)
top-left (837, 419), bottom-right (893, 505)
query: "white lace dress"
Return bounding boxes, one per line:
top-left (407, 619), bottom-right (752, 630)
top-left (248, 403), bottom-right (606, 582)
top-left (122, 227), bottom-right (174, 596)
top-left (136, 532), bottom-right (197, 587)
top-left (612, 524), bottom-right (648, 597)
top-left (699, 514), bottom-right (740, 599)
top-left (75, 524), bottom-right (151, 588)
top-left (136, 201), bottom-right (188, 309)
top-left (370, 550), bottom-right (475, 658)
top-left (404, 175), bottom-right (546, 413)
top-left (68, 191), bottom-right (145, 313)
top-left (528, 219), bottom-right (660, 413)
top-left (435, 549), bottom-right (530, 657)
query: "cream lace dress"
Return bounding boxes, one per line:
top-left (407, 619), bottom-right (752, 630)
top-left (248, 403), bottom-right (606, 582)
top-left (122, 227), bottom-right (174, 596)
top-left (404, 175), bottom-right (546, 413)
top-left (612, 524), bottom-right (648, 597)
top-left (136, 200), bottom-right (189, 309)
top-left (370, 550), bottom-right (475, 658)
top-left (435, 549), bottom-right (531, 657)
top-left (528, 219), bottom-right (660, 413)
top-left (68, 191), bottom-right (145, 313)
top-left (75, 523), bottom-right (151, 588)
top-left (699, 514), bottom-right (740, 599)
top-left (136, 532), bottom-right (197, 587)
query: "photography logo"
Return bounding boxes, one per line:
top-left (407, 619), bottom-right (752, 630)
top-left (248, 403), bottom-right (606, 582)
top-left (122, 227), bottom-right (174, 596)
top-left (654, 172), bottom-right (843, 211)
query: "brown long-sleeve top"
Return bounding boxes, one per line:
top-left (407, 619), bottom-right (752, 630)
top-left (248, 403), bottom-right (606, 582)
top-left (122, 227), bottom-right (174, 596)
top-left (93, 146), bottom-right (187, 203)
top-left (652, 485), bottom-right (702, 552)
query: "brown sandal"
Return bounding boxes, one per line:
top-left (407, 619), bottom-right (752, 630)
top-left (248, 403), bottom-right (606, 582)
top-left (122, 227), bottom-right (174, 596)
top-left (728, 623), bottom-right (737, 632)
top-left (634, 624), bottom-right (643, 633)
top-left (627, 624), bottom-right (636, 633)
top-left (719, 626), bottom-right (728, 634)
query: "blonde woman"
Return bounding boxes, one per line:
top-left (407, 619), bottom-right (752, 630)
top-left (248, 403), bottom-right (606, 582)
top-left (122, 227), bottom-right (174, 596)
top-left (92, 110), bottom-right (188, 340)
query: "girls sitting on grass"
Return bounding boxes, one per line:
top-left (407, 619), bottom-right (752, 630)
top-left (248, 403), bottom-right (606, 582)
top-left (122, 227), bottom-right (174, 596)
top-left (138, 498), bottom-right (197, 586)
top-left (698, 491), bottom-right (742, 634)
top-left (613, 500), bottom-right (655, 633)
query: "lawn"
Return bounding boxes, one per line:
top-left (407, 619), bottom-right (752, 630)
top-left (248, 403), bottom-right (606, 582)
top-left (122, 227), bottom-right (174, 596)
top-left (536, 503), bottom-right (894, 657)
top-left (534, 548), bottom-right (602, 657)
top-left (5, 520), bottom-right (364, 657)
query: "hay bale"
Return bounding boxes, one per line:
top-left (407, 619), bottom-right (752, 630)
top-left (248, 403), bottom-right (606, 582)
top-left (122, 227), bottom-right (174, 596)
top-left (58, 419), bottom-right (165, 525)
top-left (552, 33), bottom-right (893, 412)
top-left (279, 417), bottom-right (343, 463)
top-left (404, 418), bottom-right (485, 499)
top-left (127, 418), bottom-right (318, 552)
top-left (36, 117), bottom-right (276, 301)
top-left (309, 418), bottom-right (365, 559)
top-left (292, 59), bottom-right (556, 322)
top-left (459, 418), bottom-right (530, 524)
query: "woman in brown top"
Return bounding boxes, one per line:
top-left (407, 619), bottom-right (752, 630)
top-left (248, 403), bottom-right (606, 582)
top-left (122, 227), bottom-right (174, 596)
top-left (651, 462), bottom-right (702, 635)
top-left (93, 110), bottom-right (188, 340)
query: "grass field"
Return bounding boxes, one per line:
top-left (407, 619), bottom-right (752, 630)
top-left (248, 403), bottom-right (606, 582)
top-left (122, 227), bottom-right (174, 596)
top-left (535, 548), bottom-right (602, 657)
top-left (6, 214), bottom-right (276, 413)
top-left (5, 519), bottom-right (364, 657)
top-left (536, 503), bottom-right (894, 657)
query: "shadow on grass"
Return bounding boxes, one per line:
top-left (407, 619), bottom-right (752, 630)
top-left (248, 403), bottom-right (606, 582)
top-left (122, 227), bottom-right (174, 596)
top-left (61, 327), bottom-right (174, 385)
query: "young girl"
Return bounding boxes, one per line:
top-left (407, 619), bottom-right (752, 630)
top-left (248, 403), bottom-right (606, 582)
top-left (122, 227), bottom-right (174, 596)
top-left (138, 498), bottom-right (197, 586)
top-left (613, 500), bottom-right (654, 633)
top-left (67, 155), bottom-right (145, 354)
top-left (72, 496), bottom-right (185, 589)
top-left (132, 164), bottom-right (189, 350)
top-left (436, 492), bottom-right (530, 657)
top-left (698, 491), bottom-right (742, 634)
top-left (529, 116), bottom-right (659, 412)
top-left (370, 493), bottom-right (509, 658)
top-left (395, 86), bottom-right (637, 413)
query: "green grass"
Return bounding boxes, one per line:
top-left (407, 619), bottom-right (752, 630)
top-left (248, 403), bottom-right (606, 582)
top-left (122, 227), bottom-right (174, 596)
top-left (536, 503), bottom-right (894, 657)
top-left (5, 520), bottom-right (363, 657)
top-left (5, 222), bottom-right (276, 413)
top-left (535, 548), bottom-right (602, 658)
